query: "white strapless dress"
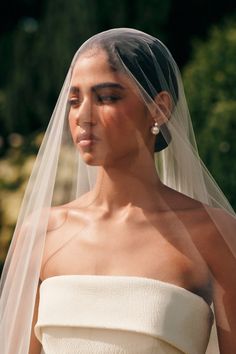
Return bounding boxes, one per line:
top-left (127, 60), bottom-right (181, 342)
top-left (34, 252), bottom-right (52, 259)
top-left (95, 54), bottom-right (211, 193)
top-left (34, 275), bottom-right (213, 354)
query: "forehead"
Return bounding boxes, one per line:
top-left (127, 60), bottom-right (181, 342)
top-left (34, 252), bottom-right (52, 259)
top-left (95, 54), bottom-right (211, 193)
top-left (71, 48), bottom-right (132, 88)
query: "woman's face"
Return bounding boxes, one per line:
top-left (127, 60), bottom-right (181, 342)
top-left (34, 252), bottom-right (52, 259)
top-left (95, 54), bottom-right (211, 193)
top-left (68, 48), bottom-right (155, 166)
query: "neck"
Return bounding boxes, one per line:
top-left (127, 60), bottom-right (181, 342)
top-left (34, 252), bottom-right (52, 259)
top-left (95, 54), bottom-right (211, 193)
top-left (91, 154), bottom-right (165, 212)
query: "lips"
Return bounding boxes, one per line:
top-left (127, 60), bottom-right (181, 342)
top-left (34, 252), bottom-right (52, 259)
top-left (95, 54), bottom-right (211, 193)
top-left (77, 132), bottom-right (99, 146)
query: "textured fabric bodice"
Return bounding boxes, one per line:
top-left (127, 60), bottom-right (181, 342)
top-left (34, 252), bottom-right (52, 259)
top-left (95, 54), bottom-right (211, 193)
top-left (34, 275), bottom-right (213, 354)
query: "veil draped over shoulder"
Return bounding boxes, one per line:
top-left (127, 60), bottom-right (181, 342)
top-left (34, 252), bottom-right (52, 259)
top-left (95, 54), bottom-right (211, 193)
top-left (0, 28), bottom-right (235, 354)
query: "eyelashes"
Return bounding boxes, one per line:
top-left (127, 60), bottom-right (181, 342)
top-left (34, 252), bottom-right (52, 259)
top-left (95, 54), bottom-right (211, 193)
top-left (68, 95), bottom-right (122, 107)
top-left (97, 95), bottom-right (121, 103)
top-left (67, 98), bottom-right (82, 107)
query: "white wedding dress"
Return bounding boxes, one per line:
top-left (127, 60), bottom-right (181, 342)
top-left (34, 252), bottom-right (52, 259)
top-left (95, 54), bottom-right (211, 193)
top-left (34, 275), bottom-right (213, 354)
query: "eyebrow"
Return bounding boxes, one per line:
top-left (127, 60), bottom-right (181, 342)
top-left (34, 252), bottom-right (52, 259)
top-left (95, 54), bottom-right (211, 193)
top-left (92, 82), bottom-right (125, 91)
top-left (69, 82), bottom-right (125, 94)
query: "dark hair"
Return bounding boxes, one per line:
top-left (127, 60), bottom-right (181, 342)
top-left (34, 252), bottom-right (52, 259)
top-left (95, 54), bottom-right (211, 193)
top-left (79, 30), bottom-right (178, 152)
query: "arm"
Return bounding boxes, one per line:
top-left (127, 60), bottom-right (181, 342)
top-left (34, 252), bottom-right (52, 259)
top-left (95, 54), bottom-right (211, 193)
top-left (28, 281), bottom-right (42, 354)
top-left (213, 281), bottom-right (236, 354)
top-left (204, 209), bottom-right (236, 353)
top-left (28, 207), bottom-right (67, 353)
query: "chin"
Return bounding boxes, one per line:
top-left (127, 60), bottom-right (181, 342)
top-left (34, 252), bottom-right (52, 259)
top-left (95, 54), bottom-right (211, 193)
top-left (82, 153), bottom-right (117, 168)
top-left (81, 152), bottom-right (102, 166)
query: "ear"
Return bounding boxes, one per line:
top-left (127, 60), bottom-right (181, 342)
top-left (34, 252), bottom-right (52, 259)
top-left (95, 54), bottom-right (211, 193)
top-left (154, 91), bottom-right (173, 125)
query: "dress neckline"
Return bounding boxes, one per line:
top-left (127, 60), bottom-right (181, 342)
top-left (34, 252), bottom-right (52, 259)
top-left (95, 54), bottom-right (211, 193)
top-left (41, 274), bottom-right (212, 308)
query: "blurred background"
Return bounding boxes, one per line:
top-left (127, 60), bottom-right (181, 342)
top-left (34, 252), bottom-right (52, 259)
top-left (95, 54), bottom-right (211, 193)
top-left (1, 0), bottom-right (236, 270)
top-left (0, 1), bottom-right (236, 352)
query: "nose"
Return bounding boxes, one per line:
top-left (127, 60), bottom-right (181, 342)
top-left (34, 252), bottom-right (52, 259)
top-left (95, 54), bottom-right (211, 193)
top-left (75, 98), bottom-right (97, 127)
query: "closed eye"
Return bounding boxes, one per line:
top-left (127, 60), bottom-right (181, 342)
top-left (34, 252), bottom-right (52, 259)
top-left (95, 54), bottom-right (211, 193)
top-left (97, 95), bottom-right (121, 104)
top-left (68, 98), bottom-right (81, 107)
top-left (68, 93), bottom-right (122, 107)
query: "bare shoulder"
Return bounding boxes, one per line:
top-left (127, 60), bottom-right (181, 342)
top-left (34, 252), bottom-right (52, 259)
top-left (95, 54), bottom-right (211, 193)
top-left (47, 206), bottom-right (69, 232)
top-left (200, 207), bottom-right (236, 267)
top-left (195, 205), bottom-right (236, 245)
top-left (202, 205), bottom-right (236, 231)
top-left (46, 193), bottom-right (91, 231)
top-left (186, 203), bottom-right (236, 285)
top-left (40, 197), bottom-right (91, 280)
top-left (161, 183), bottom-right (236, 244)
top-left (160, 183), bottom-right (208, 213)
top-left (166, 187), bottom-right (236, 290)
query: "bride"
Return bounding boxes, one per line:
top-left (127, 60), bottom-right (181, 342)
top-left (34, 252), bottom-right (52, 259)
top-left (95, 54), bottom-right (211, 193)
top-left (1, 28), bottom-right (236, 354)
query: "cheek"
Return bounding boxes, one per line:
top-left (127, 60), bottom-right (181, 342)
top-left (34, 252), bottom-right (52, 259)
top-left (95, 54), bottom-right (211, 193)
top-left (100, 105), bottom-right (148, 154)
top-left (99, 107), bottom-right (124, 136)
top-left (68, 113), bottom-right (77, 143)
top-left (100, 105), bottom-right (138, 135)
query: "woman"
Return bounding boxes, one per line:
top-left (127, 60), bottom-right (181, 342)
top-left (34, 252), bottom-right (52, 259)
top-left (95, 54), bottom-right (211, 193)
top-left (0, 28), bottom-right (236, 354)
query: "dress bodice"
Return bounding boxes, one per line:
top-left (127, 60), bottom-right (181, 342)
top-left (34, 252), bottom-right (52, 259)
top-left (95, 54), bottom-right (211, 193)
top-left (35, 275), bottom-right (214, 354)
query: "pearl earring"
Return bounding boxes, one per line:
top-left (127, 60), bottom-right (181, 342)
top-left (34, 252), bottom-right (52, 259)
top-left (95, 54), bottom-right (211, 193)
top-left (151, 121), bottom-right (160, 135)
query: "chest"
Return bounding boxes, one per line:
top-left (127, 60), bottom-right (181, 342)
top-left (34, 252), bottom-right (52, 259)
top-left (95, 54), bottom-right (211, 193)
top-left (42, 212), bottom-right (210, 294)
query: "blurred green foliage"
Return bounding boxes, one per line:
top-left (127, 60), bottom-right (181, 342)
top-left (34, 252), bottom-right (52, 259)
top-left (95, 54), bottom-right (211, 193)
top-left (183, 16), bottom-right (236, 208)
top-left (0, 0), bottom-right (170, 140)
top-left (0, 132), bottom-right (43, 272)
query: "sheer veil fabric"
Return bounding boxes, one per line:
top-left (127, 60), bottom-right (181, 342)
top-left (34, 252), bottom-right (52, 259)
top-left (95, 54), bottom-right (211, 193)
top-left (0, 28), bottom-right (235, 354)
